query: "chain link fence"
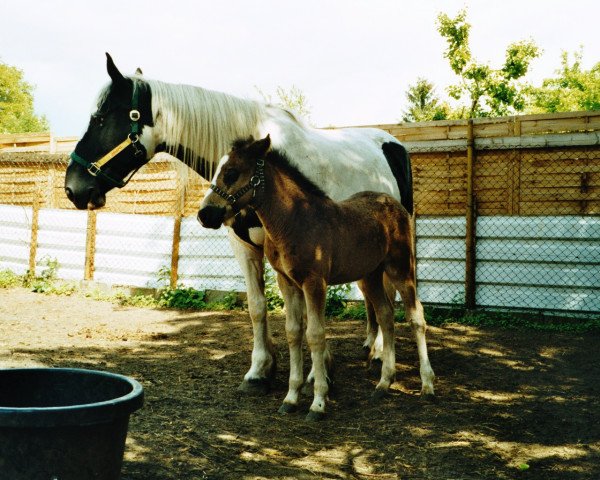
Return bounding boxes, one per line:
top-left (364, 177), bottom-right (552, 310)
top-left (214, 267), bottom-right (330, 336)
top-left (1, 113), bottom-right (599, 316)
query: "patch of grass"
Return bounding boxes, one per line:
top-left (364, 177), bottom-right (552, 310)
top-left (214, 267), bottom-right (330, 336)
top-left (0, 269), bottom-right (21, 289)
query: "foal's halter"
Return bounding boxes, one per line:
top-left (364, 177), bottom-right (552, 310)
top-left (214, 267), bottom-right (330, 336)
top-left (69, 82), bottom-right (146, 188)
top-left (210, 159), bottom-right (265, 205)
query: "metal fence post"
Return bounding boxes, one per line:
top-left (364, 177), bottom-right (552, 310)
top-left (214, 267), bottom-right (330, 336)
top-left (465, 119), bottom-right (477, 310)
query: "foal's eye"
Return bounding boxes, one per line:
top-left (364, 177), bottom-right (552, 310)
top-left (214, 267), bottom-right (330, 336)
top-left (223, 168), bottom-right (240, 186)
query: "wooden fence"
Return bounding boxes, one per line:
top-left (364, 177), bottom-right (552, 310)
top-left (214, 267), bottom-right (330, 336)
top-left (1, 111), bottom-right (599, 313)
top-left (2, 110), bottom-right (599, 218)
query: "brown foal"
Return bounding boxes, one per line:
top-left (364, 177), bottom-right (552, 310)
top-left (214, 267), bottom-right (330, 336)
top-left (198, 135), bottom-right (435, 420)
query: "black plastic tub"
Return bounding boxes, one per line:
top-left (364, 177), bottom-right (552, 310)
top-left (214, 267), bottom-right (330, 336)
top-left (0, 368), bottom-right (144, 480)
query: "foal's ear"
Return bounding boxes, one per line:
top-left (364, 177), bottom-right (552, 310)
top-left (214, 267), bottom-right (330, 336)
top-left (106, 52), bottom-right (127, 86)
top-left (135, 67), bottom-right (143, 76)
top-left (248, 134), bottom-right (271, 158)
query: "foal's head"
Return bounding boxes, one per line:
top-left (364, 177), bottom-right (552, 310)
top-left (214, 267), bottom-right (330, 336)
top-left (198, 135), bottom-right (271, 229)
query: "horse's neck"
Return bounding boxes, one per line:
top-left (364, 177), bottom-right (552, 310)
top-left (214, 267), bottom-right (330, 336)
top-left (148, 79), bottom-right (264, 179)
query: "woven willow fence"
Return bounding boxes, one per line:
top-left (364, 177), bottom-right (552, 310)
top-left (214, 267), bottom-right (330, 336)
top-left (1, 111), bottom-right (599, 314)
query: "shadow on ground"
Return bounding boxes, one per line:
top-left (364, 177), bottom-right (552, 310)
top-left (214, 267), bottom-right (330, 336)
top-left (8, 306), bottom-right (600, 480)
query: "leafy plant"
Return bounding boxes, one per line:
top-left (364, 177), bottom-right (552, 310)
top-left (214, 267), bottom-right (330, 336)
top-left (264, 264), bottom-right (284, 312)
top-left (325, 283), bottom-right (352, 317)
top-left (0, 269), bottom-right (21, 289)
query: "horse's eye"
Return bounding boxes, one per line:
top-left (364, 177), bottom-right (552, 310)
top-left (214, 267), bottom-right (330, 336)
top-left (91, 114), bottom-right (104, 127)
top-left (223, 169), bottom-right (239, 186)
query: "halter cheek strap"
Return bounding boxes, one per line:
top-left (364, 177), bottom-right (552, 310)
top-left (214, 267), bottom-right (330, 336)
top-left (210, 159), bottom-right (265, 205)
top-left (70, 82), bottom-right (146, 188)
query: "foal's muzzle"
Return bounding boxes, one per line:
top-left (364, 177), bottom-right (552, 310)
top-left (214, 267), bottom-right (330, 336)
top-left (198, 205), bottom-right (226, 229)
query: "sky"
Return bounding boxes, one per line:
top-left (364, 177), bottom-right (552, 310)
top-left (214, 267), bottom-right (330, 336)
top-left (1, 0), bottom-right (599, 136)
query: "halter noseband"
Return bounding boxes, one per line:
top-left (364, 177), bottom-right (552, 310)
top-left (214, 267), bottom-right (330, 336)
top-left (210, 158), bottom-right (265, 205)
top-left (69, 82), bottom-right (146, 188)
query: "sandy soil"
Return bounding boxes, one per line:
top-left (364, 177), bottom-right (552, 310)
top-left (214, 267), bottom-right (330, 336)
top-left (1, 287), bottom-right (599, 479)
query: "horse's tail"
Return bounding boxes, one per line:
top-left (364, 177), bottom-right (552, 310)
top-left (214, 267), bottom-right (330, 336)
top-left (382, 142), bottom-right (413, 216)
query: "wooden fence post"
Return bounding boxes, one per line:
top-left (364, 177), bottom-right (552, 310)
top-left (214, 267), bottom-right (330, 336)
top-left (84, 210), bottom-right (97, 281)
top-left (170, 173), bottom-right (186, 289)
top-left (465, 119), bottom-right (477, 310)
top-left (28, 193), bottom-right (41, 276)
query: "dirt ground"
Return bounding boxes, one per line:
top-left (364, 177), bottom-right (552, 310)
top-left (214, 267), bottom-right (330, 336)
top-left (0, 287), bottom-right (599, 480)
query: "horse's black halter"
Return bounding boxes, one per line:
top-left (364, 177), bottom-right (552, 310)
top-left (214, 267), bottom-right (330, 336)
top-left (210, 159), bottom-right (265, 205)
top-left (69, 82), bottom-right (146, 188)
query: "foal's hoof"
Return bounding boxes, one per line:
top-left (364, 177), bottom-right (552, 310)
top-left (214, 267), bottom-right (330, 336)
top-left (421, 392), bottom-right (438, 403)
top-left (371, 388), bottom-right (389, 402)
top-left (238, 378), bottom-right (271, 396)
top-left (278, 402), bottom-right (298, 415)
top-left (305, 410), bottom-right (326, 422)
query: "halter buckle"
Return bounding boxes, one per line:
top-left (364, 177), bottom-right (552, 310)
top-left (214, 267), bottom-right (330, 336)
top-left (249, 175), bottom-right (261, 187)
top-left (129, 110), bottom-right (141, 121)
top-left (87, 162), bottom-right (101, 177)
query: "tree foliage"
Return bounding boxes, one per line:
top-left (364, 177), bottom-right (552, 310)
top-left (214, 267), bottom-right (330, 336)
top-left (436, 9), bottom-right (540, 118)
top-left (256, 85), bottom-right (312, 123)
top-left (527, 49), bottom-right (600, 113)
top-left (402, 78), bottom-right (449, 122)
top-left (0, 61), bottom-right (49, 134)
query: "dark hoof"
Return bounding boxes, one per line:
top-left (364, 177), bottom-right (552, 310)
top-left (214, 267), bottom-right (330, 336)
top-left (278, 402), bottom-right (298, 415)
top-left (305, 410), bottom-right (325, 422)
top-left (421, 392), bottom-right (438, 403)
top-left (238, 378), bottom-right (271, 396)
top-left (371, 388), bottom-right (388, 402)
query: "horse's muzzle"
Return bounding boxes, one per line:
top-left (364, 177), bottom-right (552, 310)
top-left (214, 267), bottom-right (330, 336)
top-left (64, 186), bottom-right (106, 210)
top-left (198, 205), bottom-right (226, 229)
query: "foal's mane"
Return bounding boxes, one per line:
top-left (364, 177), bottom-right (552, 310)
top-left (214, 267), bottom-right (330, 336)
top-left (234, 139), bottom-right (327, 199)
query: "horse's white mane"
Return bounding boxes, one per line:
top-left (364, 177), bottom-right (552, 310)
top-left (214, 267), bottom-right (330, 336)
top-left (140, 78), bottom-right (265, 177)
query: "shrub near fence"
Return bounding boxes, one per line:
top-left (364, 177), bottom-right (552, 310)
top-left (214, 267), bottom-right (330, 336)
top-left (1, 111), bottom-right (599, 315)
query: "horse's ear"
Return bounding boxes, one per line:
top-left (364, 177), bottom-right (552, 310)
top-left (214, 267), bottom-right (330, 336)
top-left (135, 67), bottom-right (143, 76)
top-left (248, 134), bottom-right (271, 157)
top-left (106, 52), bottom-right (126, 86)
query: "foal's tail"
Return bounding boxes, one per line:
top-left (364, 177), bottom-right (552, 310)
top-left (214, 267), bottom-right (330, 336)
top-left (382, 142), bottom-right (413, 216)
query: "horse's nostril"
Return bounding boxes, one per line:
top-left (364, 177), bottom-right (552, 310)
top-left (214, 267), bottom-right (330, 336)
top-left (65, 187), bottom-right (74, 201)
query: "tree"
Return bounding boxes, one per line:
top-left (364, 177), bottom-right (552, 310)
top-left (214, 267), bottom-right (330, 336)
top-left (402, 78), bottom-right (450, 122)
top-left (526, 49), bottom-right (600, 113)
top-left (255, 85), bottom-right (312, 123)
top-left (436, 9), bottom-right (540, 118)
top-left (0, 61), bottom-right (49, 133)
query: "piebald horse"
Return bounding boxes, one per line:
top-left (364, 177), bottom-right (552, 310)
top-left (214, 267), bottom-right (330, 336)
top-left (64, 54), bottom-right (415, 394)
top-left (199, 135), bottom-right (435, 420)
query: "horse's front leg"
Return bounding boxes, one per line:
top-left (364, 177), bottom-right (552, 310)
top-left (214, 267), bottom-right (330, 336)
top-left (302, 278), bottom-right (329, 421)
top-left (276, 274), bottom-right (305, 414)
top-left (227, 230), bottom-right (275, 395)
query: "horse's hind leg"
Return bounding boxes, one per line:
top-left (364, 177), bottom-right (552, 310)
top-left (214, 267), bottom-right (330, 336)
top-left (228, 232), bottom-right (275, 395)
top-left (387, 268), bottom-right (435, 398)
top-left (357, 271), bottom-right (396, 399)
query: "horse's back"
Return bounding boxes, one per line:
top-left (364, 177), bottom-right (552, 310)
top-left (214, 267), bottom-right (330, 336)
top-left (261, 109), bottom-right (407, 202)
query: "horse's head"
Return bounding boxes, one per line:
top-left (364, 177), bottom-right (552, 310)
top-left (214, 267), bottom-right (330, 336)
top-left (64, 53), bottom-right (155, 210)
top-left (198, 135), bottom-right (271, 229)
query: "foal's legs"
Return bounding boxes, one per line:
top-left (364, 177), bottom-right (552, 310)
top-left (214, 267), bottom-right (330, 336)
top-left (386, 267), bottom-right (435, 397)
top-left (357, 271), bottom-right (397, 398)
top-left (302, 277), bottom-right (330, 421)
top-left (277, 274), bottom-right (306, 413)
top-left (364, 274), bottom-right (398, 360)
top-left (228, 231), bottom-right (275, 394)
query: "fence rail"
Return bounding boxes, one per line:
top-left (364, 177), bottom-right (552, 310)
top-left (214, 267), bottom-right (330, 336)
top-left (1, 110), bottom-right (599, 315)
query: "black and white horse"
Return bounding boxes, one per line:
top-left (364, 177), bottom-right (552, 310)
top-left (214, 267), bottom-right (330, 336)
top-left (64, 53), bottom-right (414, 394)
